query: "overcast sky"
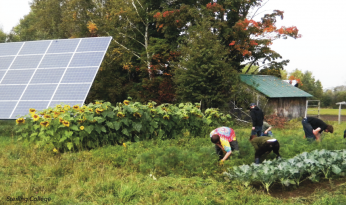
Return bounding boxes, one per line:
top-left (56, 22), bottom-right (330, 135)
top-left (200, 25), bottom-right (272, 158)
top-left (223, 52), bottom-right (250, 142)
top-left (0, 0), bottom-right (345, 90)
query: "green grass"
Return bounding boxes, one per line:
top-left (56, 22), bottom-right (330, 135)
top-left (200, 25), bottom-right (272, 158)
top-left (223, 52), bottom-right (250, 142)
top-left (1, 121), bottom-right (346, 204)
top-left (307, 108), bottom-right (346, 115)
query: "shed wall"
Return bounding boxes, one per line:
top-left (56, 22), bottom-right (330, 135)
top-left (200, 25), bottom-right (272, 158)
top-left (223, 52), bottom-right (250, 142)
top-left (266, 97), bottom-right (307, 119)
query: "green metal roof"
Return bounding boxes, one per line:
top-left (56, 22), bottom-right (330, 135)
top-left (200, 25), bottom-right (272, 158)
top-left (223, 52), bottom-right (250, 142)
top-left (239, 74), bottom-right (313, 98)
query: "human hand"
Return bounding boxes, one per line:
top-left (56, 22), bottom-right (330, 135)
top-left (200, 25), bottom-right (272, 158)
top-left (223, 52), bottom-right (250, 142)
top-left (264, 130), bottom-right (268, 134)
top-left (219, 160), bottom-right (225, 166)
top-left (252, 127), bottom-right (255, 130)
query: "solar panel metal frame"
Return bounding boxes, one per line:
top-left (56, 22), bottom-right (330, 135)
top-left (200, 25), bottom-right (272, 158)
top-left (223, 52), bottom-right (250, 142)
top-left (0, 37), bottom-right (112, 119)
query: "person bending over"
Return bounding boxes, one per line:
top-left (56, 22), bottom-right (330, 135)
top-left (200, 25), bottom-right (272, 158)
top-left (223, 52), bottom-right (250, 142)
top-left (249, 135), bottom-right (281, 164)
top-left (210, 127), bottom-right (239, 164)
top-left (302, 117), bottom-right (333, 141)
top-left (261, 121), bottom-right (273, 137)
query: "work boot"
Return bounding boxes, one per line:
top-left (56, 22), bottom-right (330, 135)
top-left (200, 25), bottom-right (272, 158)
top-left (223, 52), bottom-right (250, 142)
top-left (255, 158), bottom-right (260, 164)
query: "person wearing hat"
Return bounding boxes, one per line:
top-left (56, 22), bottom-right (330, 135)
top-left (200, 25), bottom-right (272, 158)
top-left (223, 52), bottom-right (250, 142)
top-left (302, 117), bottom-right (334, 141)
top-left (249, 103), bottom-right (264, 136)
top-left (249, 134), bottom-right (281, 164)
top-left (210, 127), bottom-right (239, 165)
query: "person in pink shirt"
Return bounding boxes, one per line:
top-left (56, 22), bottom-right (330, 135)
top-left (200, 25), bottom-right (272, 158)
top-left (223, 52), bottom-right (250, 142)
top-left (210, 127), bottom-right (239, 163)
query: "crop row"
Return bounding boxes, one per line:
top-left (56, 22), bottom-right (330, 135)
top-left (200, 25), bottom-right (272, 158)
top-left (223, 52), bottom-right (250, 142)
top-left (15, 100), bottom-right (233, 151)
top-left (223, 149), bottom-right (346, 192)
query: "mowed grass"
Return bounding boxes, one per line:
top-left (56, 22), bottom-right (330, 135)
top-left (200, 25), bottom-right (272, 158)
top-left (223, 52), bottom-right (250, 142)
top-left (1, 120), bottom-right (346, 204)
top-left (307, 108), bottom-right (346, 115)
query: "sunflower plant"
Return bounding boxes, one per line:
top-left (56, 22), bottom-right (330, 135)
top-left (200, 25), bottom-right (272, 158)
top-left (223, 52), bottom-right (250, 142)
top-left (15, 98), bottom-right (233, 152)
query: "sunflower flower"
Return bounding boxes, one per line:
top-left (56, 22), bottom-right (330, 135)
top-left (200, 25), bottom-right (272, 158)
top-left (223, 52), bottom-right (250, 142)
top-left (117, 112), bottom-right (125, 118)
top-left (95, 108), bottom-right (104, 114)
top-left (29, 108), bottom-right (36, 114)
top-left (63, 120), bottom-right (70, 127)
top-left (43, 114), bottom-right (51, 119)
top-left (16, 118), bottom-right (25, 124)
top-left (133, 112), bottom-right (141, 118)
top-left (73, 105), bottom-right (79, 110)
top-left (40, 121), bottom-right (49, 127)
top-left (64, 105), bottom-right (71, 110)
top-left (53, 148), bottom-right (58, 153)
top-left (80, 126), bottom-right (85, 130)
top-left (183, 115), bottom-right (189, 120)
top-left (163, 115), bottom-right (170, 120)
top-left (59, 118), bottom-right (64, 123)
top-left (32, 114), bottom-right (40, 121)
top-left (60, 110), bottom-right (65, 113)
top-left (56, 105), bottom-right (62, 109)
top-left (123, 100), bottom-right (130, 105)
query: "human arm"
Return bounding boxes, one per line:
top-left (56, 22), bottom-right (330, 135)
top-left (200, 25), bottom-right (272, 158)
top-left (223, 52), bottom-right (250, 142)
top-left (221, 151), bottom-right (232, 162)
top-left (264, 126), bottom-right (272, 134)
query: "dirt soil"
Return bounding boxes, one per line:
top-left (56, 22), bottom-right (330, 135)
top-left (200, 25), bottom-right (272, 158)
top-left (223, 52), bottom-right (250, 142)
top-left (253, 178), bottom-right (346, 199)
top-left (319, 115), bottom-right (346, 121)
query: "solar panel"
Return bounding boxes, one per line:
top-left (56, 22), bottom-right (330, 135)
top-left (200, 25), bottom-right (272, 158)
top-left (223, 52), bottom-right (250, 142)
top-left (0, 36), bottom-right (112, 119)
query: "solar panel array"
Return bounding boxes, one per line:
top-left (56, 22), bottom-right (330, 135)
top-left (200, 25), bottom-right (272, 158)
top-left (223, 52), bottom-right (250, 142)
top-left (0, 36), bottom-right (112, 119)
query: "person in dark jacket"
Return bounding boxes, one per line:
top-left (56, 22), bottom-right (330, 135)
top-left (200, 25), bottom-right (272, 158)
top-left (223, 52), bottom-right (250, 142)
top-left (249, 135), bottom-right (281, 164)
top-left (302, 117), bottom-right (333, 141)
top-left (250, 103), bottom-right (264, 136)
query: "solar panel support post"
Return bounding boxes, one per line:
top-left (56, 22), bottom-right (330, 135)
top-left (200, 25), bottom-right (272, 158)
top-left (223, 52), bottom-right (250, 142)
top-left (336, 101), bottom-right (346, 124)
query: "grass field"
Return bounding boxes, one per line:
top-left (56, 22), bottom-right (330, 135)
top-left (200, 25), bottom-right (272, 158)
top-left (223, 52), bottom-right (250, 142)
top-left (307, 108), bottom-right (346, 115)
top-left (1, 120), bottom-right (346, 204)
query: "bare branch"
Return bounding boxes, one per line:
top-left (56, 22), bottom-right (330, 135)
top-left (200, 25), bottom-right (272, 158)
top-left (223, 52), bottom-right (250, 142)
top-left (119, 32), bottom-right (145, 47)
top-left (132, 0), bottom-right (147, 26)
top-left (250, 0), bottom-right (270, 20)
top-left (124, 16), bottom-right (144, 37)
top-left (107, 32), bottom-right (141, 59)
top-left (134, 0), bottom-right (144, 10)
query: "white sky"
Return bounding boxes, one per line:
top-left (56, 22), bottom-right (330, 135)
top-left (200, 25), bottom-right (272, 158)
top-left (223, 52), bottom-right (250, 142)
top-left (0, 0), bottom-right (345, 90)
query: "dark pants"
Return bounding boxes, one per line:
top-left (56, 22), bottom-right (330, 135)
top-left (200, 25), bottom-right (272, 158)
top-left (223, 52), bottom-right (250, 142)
top-left (255, 141), bottom-right (280, 158)
top-left (302, 118), bottom-right (315, 140)
top-left (251, 126), bottom-right (262, 136)
top-left (215, 140), bottom-right (239, 160)
top-left (344, 129), bottom-right (346, 139)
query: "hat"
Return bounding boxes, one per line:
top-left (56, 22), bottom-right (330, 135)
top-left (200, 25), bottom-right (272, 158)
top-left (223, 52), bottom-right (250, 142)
top-left (249, 103), bottom-right (256, 107)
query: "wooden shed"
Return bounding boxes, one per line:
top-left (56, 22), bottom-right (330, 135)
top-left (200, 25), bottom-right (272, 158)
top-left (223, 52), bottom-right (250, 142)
top-left (239, 74), bottom-right (313, 119)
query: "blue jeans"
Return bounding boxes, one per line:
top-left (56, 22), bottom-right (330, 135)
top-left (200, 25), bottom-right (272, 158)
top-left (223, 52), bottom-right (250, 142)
top-left (261, 131), bottom-right (273, 137)
top-left (302, 118), bottom-right (315, 141)
top-left (251, 126), bottom-right (262, 136)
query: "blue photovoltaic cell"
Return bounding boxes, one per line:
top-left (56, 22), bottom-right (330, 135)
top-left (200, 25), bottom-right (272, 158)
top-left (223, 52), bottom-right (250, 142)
top-left (47, 39), bottom-right (80, 53)
top-left (0, 102), bottom-right (17, 119)
top-left (0, 56), bottom-right (15, 69)
top-left (1, 69), bottom-right (35, 84)
top-left (0, 36), bottom-right (112, 119)
top-left (11, 101), bottom-right (49, 118)
top-left (69, 52), bottom-right (104, 67)
top-left (49, 100), bottom-right (84, 108)
top-left (30, 68), bottom-right (65, 84)
top-left (39, 53), bottom-right (73, 68)
top-left (0, 85), bottom-right (26, 100)
top-left (0, 42), bottom-right (23, 56)
top-left (53, 83), bottom-right (91, 101)
top-left (0, 71), bottom-right (5, 80)
top-left (77, 37), bottom-right (111, 52)
top-left (10, 55), bottom-right (43, 69)
top-left (19, 40), bottom-right (50, 55)
top-left (61, 67), bottom-right (98, 83)
top-left (21, 84), bottom-right (57, 100)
